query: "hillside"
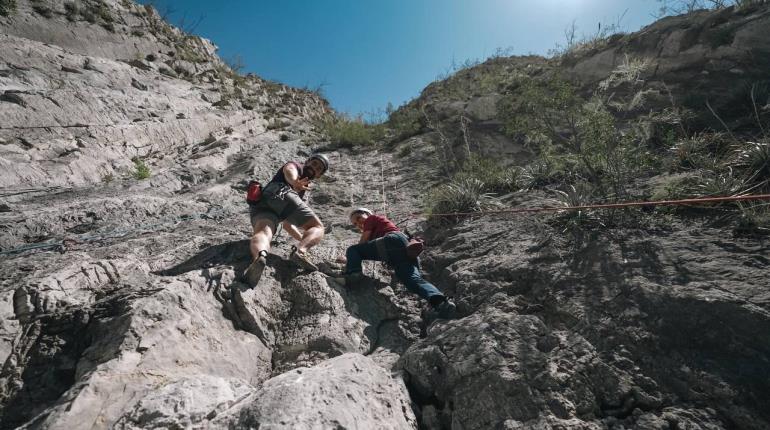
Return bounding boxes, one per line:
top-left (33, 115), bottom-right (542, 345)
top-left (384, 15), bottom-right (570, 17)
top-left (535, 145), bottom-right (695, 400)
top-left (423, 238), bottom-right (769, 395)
top-left (2, 1), bottom-right (770, 429)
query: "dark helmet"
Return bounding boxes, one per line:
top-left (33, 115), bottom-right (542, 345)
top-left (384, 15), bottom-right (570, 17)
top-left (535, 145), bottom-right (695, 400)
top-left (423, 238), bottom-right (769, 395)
top-left (308, 153), bottom-right (329, 174)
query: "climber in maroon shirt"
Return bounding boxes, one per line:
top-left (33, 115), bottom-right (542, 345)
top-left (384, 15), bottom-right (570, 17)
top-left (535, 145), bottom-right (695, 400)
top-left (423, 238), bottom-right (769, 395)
top-left (334, 208), bottom-right (456, 319)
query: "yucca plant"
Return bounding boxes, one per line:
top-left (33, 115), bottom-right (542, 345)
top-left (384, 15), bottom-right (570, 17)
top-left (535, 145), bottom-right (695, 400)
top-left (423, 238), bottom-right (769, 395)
top-left (521, 160), bottom-right (559, 190)
top-left (734, 141), bottom-right (770, 190)
top-left (454, 155), bottom-right (522, 194)
top-left (734, 201), bottom-right (770, 236)
top-left (426, 178), bottom-right (500, 218)
top-left (692, 168), bottom-right (747, 198)
top-left (552, 183), bottom-right (603, 231)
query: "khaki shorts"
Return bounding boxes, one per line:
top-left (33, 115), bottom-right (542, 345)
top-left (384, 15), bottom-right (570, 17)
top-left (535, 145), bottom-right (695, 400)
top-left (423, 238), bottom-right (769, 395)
top-left (249, 182), bottom-right (317, 229)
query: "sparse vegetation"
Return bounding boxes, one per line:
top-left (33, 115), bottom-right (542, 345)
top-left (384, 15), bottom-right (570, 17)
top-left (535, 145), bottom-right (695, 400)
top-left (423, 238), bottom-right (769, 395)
top-left (386, 103), bottom-right (423, 143)
top-left (552, 183), bottom-right (605, 231)
top-left (62, 0), bottom-right (116, 30)
top-left (0, 0), bottom-right (16, 16)
top-left (733, 141), bottom-right (770, 190)
top-left (549, 19), bottom-right (626, 59)
top-left (656, 0), bottom-right (769, 16)
top-left (266, 118), bottom-right (289, 130)
top-left (224, 54), bottom-right (246, 74)
top-left (454, 155), bottom-right (522, 194)
top-left (734, 201), bottom-right (770, 235)
top-left (31, 1), bottom-right (54, 18)
top-left (64, 1), bottom-right (78, 21)
top-left (316, 113), bottom-right (386, 148)
top-left (425, 177), bottom-right (500, 218)
top-left (132, 158), bottom-right (151, 180)
top-left (500, 75), bottom-right (646, 199)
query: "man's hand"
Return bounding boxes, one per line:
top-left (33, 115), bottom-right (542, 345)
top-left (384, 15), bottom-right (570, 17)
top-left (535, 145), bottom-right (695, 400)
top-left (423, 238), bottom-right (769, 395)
top-left (292, 177), bottom-right (312, 192)
top-left (284, 163), bottom-right (312, 192)
top-left (335, 255), bottom-right (347, 264)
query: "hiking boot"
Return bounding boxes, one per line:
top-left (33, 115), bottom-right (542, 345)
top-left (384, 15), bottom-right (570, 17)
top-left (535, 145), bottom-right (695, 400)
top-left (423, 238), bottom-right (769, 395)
top-left (243, 251), bottom-right (268, 288)
top-left (290, 246), bottom-right (318, 271)
top-left (433, 297), bottom-right (457, 320)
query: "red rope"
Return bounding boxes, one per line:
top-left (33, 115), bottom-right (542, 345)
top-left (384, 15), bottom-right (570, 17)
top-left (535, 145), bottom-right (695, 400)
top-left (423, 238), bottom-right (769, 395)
top-left (410, 193), bottom-right (770, 219)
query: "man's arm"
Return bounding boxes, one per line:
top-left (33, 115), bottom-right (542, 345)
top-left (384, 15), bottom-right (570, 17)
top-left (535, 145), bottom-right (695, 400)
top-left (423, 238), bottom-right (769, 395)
top-left (283, 163), bottom-right (310, 192)
top-left (358, 230), bottom-right (372, 244)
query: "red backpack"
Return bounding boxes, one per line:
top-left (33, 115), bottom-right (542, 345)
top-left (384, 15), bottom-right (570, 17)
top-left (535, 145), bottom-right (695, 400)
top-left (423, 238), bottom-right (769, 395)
top-left (404, 229), bottom-right (425, 259)
top-left (246, 180), bottom-right (262, 204)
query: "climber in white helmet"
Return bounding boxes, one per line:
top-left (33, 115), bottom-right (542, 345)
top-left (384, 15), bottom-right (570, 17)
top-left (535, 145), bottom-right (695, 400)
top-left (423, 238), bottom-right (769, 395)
top-left (333, 207), bottom-right (456, 319)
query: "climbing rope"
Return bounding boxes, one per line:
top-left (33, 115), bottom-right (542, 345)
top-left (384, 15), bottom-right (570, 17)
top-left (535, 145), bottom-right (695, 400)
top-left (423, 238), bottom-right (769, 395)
top-left (394, 193), bottom-right (770, 224)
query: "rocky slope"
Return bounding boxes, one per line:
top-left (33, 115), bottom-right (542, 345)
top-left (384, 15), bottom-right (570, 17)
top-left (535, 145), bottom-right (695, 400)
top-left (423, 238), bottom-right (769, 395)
top-left (2, 1), bottom-right (770, 429)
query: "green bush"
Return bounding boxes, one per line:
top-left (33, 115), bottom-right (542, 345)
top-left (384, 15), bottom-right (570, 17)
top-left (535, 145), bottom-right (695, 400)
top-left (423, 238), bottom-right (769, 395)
top-left (668, 133), bottom-right (731, 172)
top-left (132, 158), bottom-right (151, 180)
top-left (552, 183), bottom-right (604, 230)
top-left (734, 201), bottom-right (770, 236)
top-left (397, 145), bottom-right (413, 158)
top-left (95, 3), bottom-right (113, 22)
top-left (733, 141), bottom-right (770, 190)
top-left (317, 114), bottom-right (386, 148)
top-left (0, 0), bottom-right (16, 16)
top-left (521, 159), bottom-right (562, 189)
top-left (386, 104), bottom-right (423, 142)
top-left (31, 4), bottom-right (54, 18)
top-left (454, 155), bottom-right (521, 193)
top-left (425, 177), bottom-right (500, 218)
top-left (64, 1), bottom-right (78, 20)
top-left (500, 76), bottom-right (645, 197)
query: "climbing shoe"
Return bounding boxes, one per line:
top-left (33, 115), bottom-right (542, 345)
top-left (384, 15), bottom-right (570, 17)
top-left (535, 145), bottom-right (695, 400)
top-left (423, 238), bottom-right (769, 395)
top-left (433, 297), bottom-right (457, 320)
top-left (328, 272), bottom-right (364, 287)
top-left (243, 250), bottom-right (268, 288)
top-left (290, 246), bottom-right (318, 271)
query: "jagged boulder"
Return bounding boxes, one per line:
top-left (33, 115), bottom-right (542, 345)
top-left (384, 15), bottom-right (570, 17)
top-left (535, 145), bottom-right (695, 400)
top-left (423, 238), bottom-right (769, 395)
top-left (213, 353), bottom-right (417, 429)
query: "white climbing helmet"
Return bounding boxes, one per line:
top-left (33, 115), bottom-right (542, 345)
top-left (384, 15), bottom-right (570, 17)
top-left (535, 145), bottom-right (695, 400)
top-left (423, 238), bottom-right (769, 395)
top-left (349, 207), bottom-right (372, 221)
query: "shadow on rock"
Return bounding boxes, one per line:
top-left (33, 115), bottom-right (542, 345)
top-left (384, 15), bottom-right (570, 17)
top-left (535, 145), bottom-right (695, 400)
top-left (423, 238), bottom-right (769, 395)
top-left (154, 240), bottom-right (251, 276)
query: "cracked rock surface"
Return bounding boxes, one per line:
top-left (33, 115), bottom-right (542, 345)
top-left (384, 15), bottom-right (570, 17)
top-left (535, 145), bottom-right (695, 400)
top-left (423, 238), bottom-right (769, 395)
top-left (3, 2), bottom-right (770, 430)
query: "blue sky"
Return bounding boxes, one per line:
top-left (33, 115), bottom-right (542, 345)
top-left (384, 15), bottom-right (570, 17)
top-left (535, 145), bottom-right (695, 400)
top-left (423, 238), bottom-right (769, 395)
top-left (139, 1), bottom-right (661, 116)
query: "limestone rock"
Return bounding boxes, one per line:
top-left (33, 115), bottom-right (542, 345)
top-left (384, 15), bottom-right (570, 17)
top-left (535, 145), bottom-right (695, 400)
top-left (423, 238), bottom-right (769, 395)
top-left (214, 354), bottom-right (417, 429)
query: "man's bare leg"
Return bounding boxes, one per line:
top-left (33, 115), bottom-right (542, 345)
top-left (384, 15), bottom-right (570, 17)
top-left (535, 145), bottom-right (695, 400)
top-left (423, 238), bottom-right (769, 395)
top-left (282, 221), bottom-right (303, 242)
top-left (245, 219), bottom-right (276, 287)
top-left (250, 219), bottom-right (276, 260)
top-left (297, 217), bottom-right (324, 253)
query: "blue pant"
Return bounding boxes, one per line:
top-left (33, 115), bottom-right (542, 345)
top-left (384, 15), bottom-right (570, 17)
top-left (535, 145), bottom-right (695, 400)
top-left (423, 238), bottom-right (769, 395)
top-left (345, 232), bottom-right (444, 303)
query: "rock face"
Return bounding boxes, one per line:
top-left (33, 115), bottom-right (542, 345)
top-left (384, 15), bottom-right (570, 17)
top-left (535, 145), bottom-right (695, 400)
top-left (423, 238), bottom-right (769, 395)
top-left (2, 2), bottom-right (770, 430)
top-left (211, 354), bottom-right (417, 429)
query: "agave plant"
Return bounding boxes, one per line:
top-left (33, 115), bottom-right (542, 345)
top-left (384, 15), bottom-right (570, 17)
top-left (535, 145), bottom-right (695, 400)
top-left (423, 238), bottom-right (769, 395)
top-left (692, 168), bottom-right (747, 198)
top-left (554, 183), bottom-right (594, 208)
top-left (552, 183), bottom-right (602, 230)
top-left (521, 160), bottom-right (557, 190)
top-left (427, 177), bottom-right (500, 216)
top-left (734, 141), bottom-right (770, 190)
top-left (734, 201), bottom-right (770, 236)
